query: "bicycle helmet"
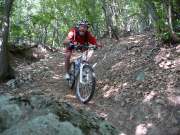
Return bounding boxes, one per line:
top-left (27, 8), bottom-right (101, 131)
top-left (76, 19), bottom-right (90, 28)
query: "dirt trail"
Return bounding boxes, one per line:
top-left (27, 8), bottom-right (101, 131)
top-left (1, 33), bottom-right (180, 135)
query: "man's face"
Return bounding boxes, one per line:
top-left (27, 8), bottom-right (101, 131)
top-left (79, 25), bottom-right (88, 36)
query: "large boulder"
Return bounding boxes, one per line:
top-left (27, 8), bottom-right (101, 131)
top-left (2, 113), bottom-right (83, 135)
top-left (0, 104), bottom-right (22, 132)
top-left (0, 95), bottom-right (118, 135)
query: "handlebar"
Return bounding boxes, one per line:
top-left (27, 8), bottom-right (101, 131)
top-left (69, 43), bottom-right (97, 51)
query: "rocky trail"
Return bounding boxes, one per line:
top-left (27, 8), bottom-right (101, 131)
top-left (0, 32), bottom-right (180, 135)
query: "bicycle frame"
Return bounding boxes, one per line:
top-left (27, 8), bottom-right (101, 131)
top-left (75, 51), bottom-right (91, 84)
top-left (68, 45), bottom-right (97, 103)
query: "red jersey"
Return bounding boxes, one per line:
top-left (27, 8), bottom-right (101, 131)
top-left (67, 28), bottom-right (97, 45)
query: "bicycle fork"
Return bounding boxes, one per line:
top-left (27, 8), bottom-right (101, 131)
top-left (79, 63), bottom-right (87, 84)
top-left (79, 63), bottom-right (95, 84)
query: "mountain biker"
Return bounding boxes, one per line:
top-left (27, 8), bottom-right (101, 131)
top-left (63, 19), bottom-right (101, 80)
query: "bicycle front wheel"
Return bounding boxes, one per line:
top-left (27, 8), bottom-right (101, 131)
top-left (75, 65), bottom-right (96, 104)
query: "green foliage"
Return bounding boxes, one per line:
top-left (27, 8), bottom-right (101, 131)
top-left (0, 0), bottom-right (4, 27)
top-left (0, 0), bottom-right (3, 14)
top-left (174, 19), bottom-right (180, 32)
top-left (9, 0), bottom-right (105, 46)
top-left (31, 13), bottom-right (55, 26)
top-left (11, 24), bottom-right (23, 37)
top-left (161, 32), bottom-right (171, 42)
top-left (8, 0), bottom-right (179, 46)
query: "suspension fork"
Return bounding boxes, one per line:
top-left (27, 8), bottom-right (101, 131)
top-left (79, 63), bottom-right (90, 84)
top-left (79, 63), bottom-right (85, 84)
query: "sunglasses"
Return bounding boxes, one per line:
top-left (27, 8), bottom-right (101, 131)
top-left (79, 29), bottom-right (87, 32)
top-left (79, 27), bottom-right (87, 32)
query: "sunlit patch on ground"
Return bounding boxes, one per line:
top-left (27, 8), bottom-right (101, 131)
top-left (159, 60), bottom-right (173, 69)
top-left (57, 62), bottom-right (64, 67)
top-left (0, 38), bottom-right (2, 52)
top-left (155, 46), bottom-right (180, 70)
top-left (143, 91), bottom-right (157, 103)
top-left (99, 112), bottom-right (108, 120)
top-left (111, 62), bottom-right (125, 71)
top-left (65, 94), bottom-right (76, 99)
top-left (168, 96), bottom-right (180, 106)
top-left (166, 80), bottom-right (177, 93)
top-left (135, 123), bottom-right (153, 135)
top-left (102, 84), bottom-right (110, 92)
top-left (174, 58), bottom-right (180, 70)
top-left (102, 84), bottom-right (122, 98)
top-left (119, 133), bottom-right (127, 135)
top-left (103, 86), bottom-right (119, 98)
top-left (128, 39), bottom-right (141, 44)
top-left (52, 74), bottom-right (62, 79)
top-left (129, 37), bottom-right (136, 40)
top-left (176, 44), bottom-right (180, 53)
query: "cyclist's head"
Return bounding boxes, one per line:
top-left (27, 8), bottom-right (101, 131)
top-left (76, 19), bottom-right (89, 36)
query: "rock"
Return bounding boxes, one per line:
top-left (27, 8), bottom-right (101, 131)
top-left (6, 79), bottom-right (17, 89)
top-left (99, 121), bottom-right (118, 135)
top-left (120, 101), bottom-right (126, 107)
top-left (125, 98), bottom-right (131, 103)
top-left (135, 124), bottom-right (147, 135)
top-left (135, 70), bottom-right (145, 81)
top-left (155, 98), bottom-right (165, 105)
top-left (0, 104), bottom-right (22, 132)
top-left (0, 96), bottom-right (12, 107)
top-left (171, 115), bottom-right (178, 125)
top-left (0, 95), bottom-right (119, 135)
top-left (2, 113), bottom-right (83, 135)
top-left (166, 127), bottom-right (180, 135)
top-left (114, 94), bottom-right (121, 102)
top-left (147, 124), bottom-right (161, 135)
top-left (118, 120), bottom-right (124, 126)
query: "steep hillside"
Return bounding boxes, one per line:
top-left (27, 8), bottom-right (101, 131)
top-left (0, 32), bottom-right (180, 135)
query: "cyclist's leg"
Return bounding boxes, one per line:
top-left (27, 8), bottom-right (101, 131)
top-left (64, 50), bottom-right (72, 74)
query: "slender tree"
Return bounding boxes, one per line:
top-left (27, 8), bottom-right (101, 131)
top-left (0, 0), bottom-right (14, 81)
top-left (101, 0), bottom-right (119, 40)
top-left (166, 0), bottom-right (180, 42)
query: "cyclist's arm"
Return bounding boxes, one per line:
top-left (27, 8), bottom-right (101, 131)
top-left (63, 30), bottom-right (75, 46)
top-left (63, 37), bottom-right (71, 46)
top-left (88, 32), bottom-right (102, 48)
top-left (87, 32), bottom-right (96, 45)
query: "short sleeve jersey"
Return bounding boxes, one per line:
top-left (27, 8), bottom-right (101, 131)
top-left (67, 28), bottom-right (97, 45)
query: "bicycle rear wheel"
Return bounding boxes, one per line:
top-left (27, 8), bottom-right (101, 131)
top-left (68, 62), bottom-right (75, 89)
top-left (75, 65), bottom-right (96, 104)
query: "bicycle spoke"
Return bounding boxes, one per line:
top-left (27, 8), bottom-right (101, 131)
top-left (76, 65), bottom-right (95, 103)
top-left (79, 70), bottom-right (92, 99)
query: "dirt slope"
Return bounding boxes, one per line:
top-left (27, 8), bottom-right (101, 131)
top-left (1, 32), bottom-right (180, 135)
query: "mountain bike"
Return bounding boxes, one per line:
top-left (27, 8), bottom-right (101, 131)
top-left (67, 45), bottom-right (97, 104)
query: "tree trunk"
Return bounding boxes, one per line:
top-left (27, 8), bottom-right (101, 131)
top-left (101, 0), bottom-right (119, 40)
top-left (144, 0), bottom-right (160, 32)
top-left (0, 0), bottom-right (14, 81)
top-left (43, 25), bottom-right (48, 45)
top-left (55, 20), bottom-right (61, 46)
top-left (167, 0), bottom-right (180, 43)
top-left (38, 25), bottom-right (43, 44)
top-left (51, 26), bottom-right (56, 47)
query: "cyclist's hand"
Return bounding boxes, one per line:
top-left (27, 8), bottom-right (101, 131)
top-left (69, 43), bottom-right (75, 49)
top-left (93, 46), bottom-right (98, 50)
top-left (76, 45), bottom-right (82, 50)
top-left (96, 43), bottom-right (103, 48)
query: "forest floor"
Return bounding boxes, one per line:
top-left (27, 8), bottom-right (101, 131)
top-left (0, 32), bottom-right (180, 135)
